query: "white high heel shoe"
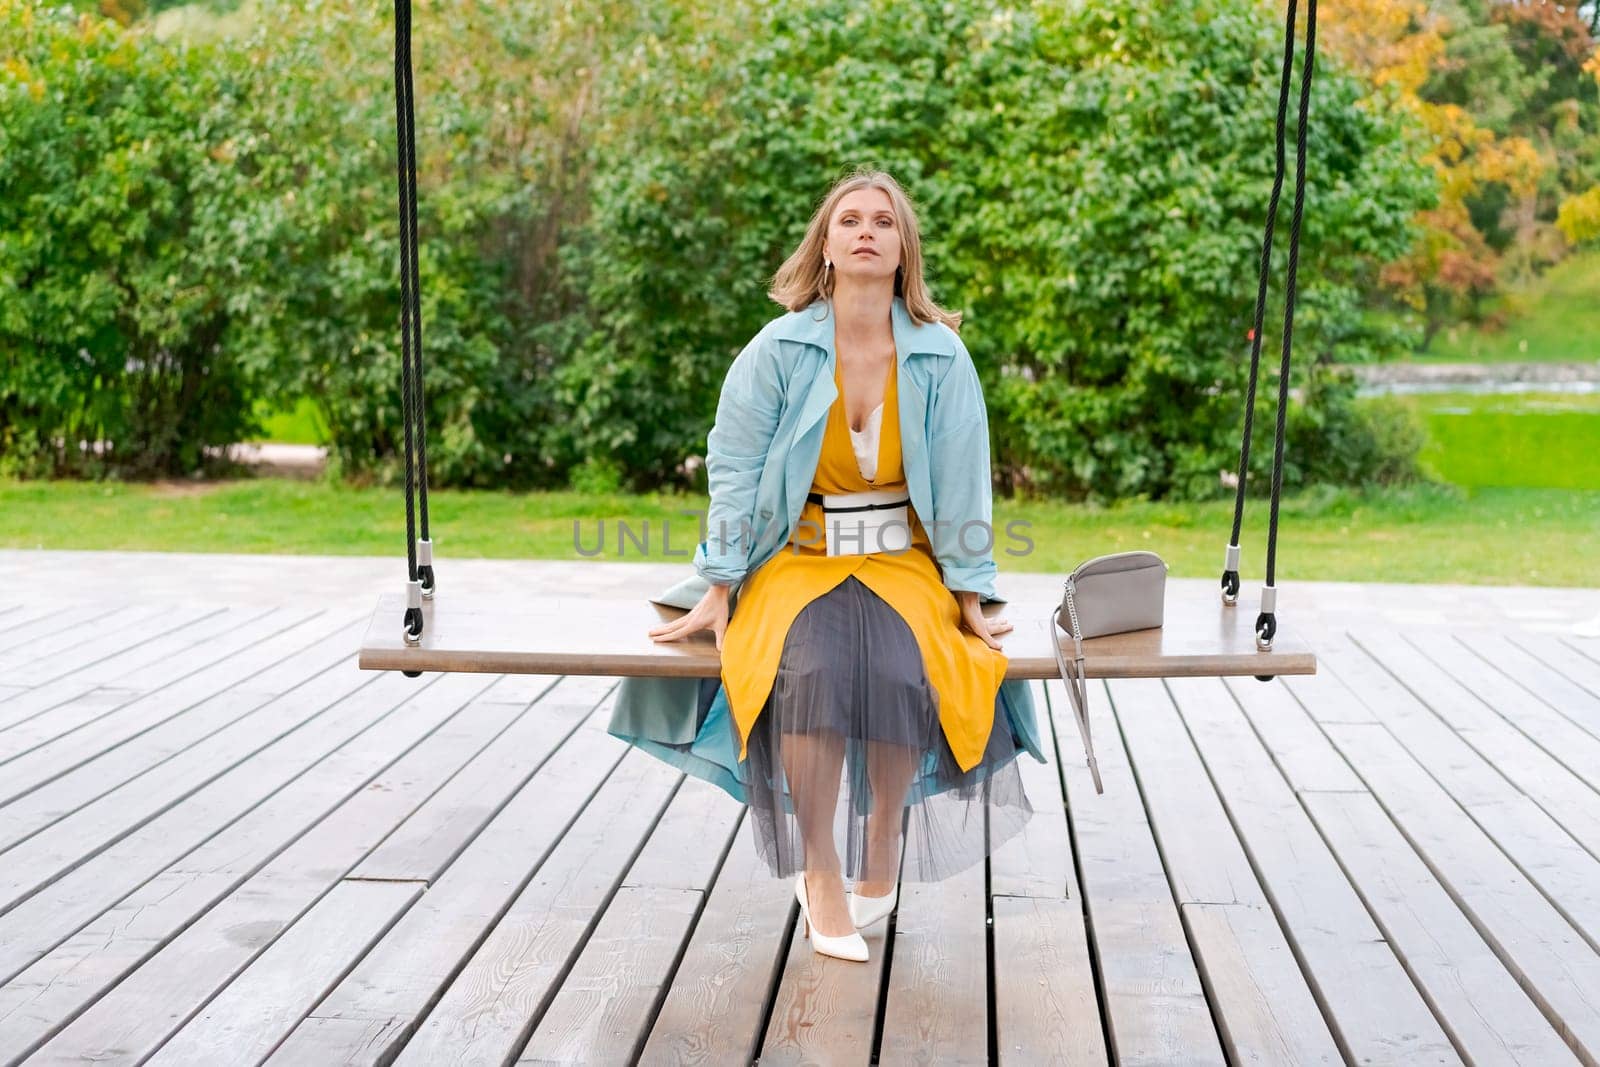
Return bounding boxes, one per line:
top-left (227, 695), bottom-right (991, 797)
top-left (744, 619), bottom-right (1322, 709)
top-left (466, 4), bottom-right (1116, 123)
top-left (795, 873), bottom-right (868, 962)
top-left (847, 883), bottom-right (898, 929)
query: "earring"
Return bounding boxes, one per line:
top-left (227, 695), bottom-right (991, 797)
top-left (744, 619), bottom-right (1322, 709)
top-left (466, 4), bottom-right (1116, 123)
top-left (824, 258), bottom-right (832, 270)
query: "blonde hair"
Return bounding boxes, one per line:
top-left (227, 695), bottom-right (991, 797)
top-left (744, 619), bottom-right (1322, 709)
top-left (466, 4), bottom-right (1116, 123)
top-left (768, 167), bottom-right (962, 332)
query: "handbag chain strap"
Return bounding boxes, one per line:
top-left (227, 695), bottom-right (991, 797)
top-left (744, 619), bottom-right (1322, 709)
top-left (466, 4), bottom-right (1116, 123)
top-left (1063, 579), bottom-right (1085, 661)
top-left (1051, 578), bottom-right (1104, 794)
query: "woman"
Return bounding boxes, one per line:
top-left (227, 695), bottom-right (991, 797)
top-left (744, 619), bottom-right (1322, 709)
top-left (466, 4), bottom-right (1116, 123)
top-left (608, 168), bottom-right (1045, 963)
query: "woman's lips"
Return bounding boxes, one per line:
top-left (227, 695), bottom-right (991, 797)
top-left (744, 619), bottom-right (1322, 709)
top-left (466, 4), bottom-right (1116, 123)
top-left (853, 248), bottom-right (878, 256)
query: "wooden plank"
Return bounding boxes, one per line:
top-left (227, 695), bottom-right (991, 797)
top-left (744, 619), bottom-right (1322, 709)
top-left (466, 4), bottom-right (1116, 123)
top-left (992, 896), bottom-right (1107, 1066)
top-left (1278, 637), bottom-right (1383, 725)
top-left (1308, 633), bottom-right (1600, 950)
top-left (877, 859), bottom-right (989, 1065)
top-left (1459, 628), bottom-right (1600, 742)
top-left (621, 774), bottom-right (744, 891)
top-left (1503, 631), bottom-right (1600, 702)
top-left (358, 592), bottom-right (1316, 681)
top-left (347, 676), bottom-right (617, 881)
top-left (0, 623), bottom-right (374, 852)
top-left (1114, 676), bottom-right (1386, 1065)
top-left (25, 676), bottom-right (587, 1066)
top-left (6, 604), bottom-right (226, 690)
top-left (0, 602), bottom-right (76, 639)
top-left (1565, 635), bottom-right (1600, 663)
top-left (1300, 721), bottom-right (1600, 1063)
top-left (0, 602), bottom-right (128, 653)
top-left (143, 880), bottom-right (423, 1067)
top-left (0, 602), bottom-right (166, 669)
top-left (0, 605), bottom-right (280, 736)
top-left (1216, 677), bottom-right (1367, 793)
top-left (759, 907), bottom-right (888, 1065)
top-left (258, 711), bottom-right (630, 1066)
top-left (475, 671), bottom-right (564, 706)
top-left (0, 623), bottom-right (369, 902)
top-left (989, 679), bottom-right (1076, 899)
top-left (1044, 676), bottom-right (1226, 1067)
top-left (0, 677), bottom-right (523, 1062)
top-left (1178, 903), bottom-right (1339, 1066)
top-left (385, 751), bottom-right (696, 1066)
top-left (514, 886), bottom-right (704, 1065)
top-left (990, 680), bottom-right (1107, 1064)
top-left (1351, 626), bottom-right (1600, 858)
top-left (0, 667), bottom-right (461, 982)
top-left (0, 687), bottom-right (141, 756)
top-left (1, 604), bottom-right (221, 688)
top-left (0, 609), bottom-right (353, 782)
top-left (1231, 666), bottom-right (1587, 1063)
top-left (1408, 630), bottom-right (1600, 790)
top-left (1303, 790), bottom-right (1579, 1066)
top-left (0, 603), bottom-right (165, 675)
top-left (0, 669), bottom-right (310, 803)
top-left (638, 820), bottom-right (796, 1066)
top-left (1105, 679), bottom-right (1253, 905)
top-left (1170, 675), bottom-right (1475, 1062)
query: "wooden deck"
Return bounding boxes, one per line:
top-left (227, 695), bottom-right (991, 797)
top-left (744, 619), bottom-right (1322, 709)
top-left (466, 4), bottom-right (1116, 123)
top-left (0, 551), bottom-right (1598, 1065)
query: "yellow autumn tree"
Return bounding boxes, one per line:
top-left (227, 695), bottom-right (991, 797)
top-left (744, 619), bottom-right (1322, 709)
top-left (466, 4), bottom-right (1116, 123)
top-left (1321, 0), bottom-right (1546, 347)
top-left (1559, 48), bottom-right (1600, 247)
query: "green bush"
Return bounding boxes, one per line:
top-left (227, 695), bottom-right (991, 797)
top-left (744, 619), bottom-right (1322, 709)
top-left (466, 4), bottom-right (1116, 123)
top-left (1285, 372), bottom-right (1429, 490)
top-left (217, 0), bottom-right (529, 489)
top-left (222, 0), bottom-right (663, 490)
top-left (0, 2), bottom-right (258, 477)
top-left (1, 0), bottom-right (614, 486)
top-left (562, 0), bottom-right (1439, 500)
top-left (2, 0), bottom-right (1441, 500)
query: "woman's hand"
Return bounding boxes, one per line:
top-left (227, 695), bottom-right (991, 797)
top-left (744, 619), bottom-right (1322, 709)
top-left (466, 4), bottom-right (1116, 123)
top-left (955, 590), bottom-right (1012, 651)
top-left (648, 583), bottom-right (732, 651)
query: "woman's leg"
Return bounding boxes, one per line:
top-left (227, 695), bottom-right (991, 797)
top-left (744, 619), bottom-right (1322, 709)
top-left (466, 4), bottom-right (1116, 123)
top-left (858, 739), bottom-right (918, 896)
top-left (781, 728), bottom-right (853, 936)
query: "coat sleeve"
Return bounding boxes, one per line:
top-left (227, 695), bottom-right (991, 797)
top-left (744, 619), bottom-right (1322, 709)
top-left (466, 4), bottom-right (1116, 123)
top-left (926, 334), bottom-right (1000, 600)
top-left (693, 329), bottom-right (784, 586)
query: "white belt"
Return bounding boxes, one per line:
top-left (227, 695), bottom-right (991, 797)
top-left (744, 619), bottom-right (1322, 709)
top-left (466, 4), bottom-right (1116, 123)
top-left (806, 488), bottom-right (913, 556)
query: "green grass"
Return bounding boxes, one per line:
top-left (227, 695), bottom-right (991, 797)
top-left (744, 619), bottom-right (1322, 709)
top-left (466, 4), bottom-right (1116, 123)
top-left (1376, 390), bottom-right (1600, 490)
top-left (2, 476), bottom-right (1595, 586)
top-left (1419, 248), bottom-right (1600, 364)
top-left (247, 396), bottom-right (329, 446)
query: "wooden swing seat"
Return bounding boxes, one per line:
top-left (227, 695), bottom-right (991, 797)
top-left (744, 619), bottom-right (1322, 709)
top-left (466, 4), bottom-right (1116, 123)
top-left (357, 590), bottom-right (1316, 680)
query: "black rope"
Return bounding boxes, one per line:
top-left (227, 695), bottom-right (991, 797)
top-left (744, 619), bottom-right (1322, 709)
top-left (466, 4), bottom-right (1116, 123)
top-left (1225, 0), bottom-right (1317, 655)
top-left (394, 0), bottom-right (426, 645)
top-left (1224, 0), bottom-right (1301, 603)
top-left (388, 0), bottom-right (409, 585)
top-left (1264, 0), bottom-right (1316, 598)
top-left (399, 0), bottom-right (432, 555)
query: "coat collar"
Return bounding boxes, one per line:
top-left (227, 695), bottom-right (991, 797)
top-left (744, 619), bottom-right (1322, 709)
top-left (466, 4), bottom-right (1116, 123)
top-left (771, 295), bottom-right (957, 363)
top-left (770, 295), bottom-right (945, 546)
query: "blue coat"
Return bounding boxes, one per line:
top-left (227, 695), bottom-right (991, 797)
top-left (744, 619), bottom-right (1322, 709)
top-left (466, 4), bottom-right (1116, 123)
top-left (608, 295), bottom-right (1046, 798)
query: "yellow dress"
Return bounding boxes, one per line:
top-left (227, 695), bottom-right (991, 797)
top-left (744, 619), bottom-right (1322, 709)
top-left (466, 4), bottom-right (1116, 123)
top-left (720, 354), bottom-right (1009, 774)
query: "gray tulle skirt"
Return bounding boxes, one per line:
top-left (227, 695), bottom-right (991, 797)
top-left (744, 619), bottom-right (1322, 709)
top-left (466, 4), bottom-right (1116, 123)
top-left (684, 574), bottom-right (1037, 884)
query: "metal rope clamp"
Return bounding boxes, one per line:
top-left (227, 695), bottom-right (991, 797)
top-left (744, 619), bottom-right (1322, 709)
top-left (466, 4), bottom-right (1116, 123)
top-left (1255, 583), bottom-right (1277, 652)
top-left (1221, 543), bottom-right (1241, 605)
top-left (416, 538), bottom-right (435, 599)
top-left (402, 579), bottom-right (424, 646)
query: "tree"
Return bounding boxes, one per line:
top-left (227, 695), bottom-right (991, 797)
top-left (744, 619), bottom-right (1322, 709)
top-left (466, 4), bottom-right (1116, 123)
top-left (564, 0), bottom-right (1436, 501)
top-left (0, 1), bottom-right (257, 476)
top-left (1325, 0), bottom-right (1600, 344)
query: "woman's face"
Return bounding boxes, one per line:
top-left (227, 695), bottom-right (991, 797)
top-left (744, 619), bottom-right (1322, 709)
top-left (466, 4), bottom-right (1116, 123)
top-left (825, 186), bottom-right (902, 284)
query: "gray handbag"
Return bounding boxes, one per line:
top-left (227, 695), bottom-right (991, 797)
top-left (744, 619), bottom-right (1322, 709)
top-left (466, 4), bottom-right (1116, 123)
top-left (1050, 550), bottom-right (1169, 794)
